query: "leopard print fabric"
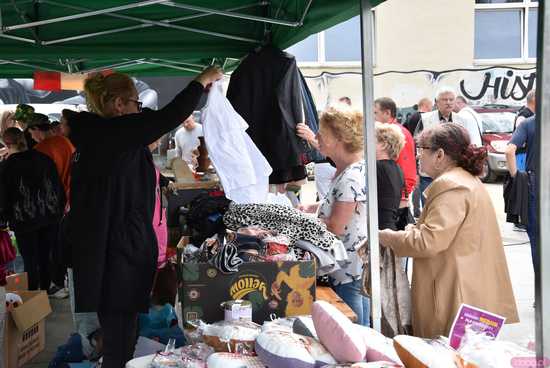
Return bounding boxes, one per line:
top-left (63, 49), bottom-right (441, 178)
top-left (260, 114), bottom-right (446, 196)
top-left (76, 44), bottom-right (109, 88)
top-left (223, 202), bottom-right (337, 251)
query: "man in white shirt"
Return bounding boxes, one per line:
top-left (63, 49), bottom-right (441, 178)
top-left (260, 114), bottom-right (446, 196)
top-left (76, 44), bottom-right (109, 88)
top-left (454, 96), bottom-right (482, 147)
top-left (174, 115), bottom-right (203, 166)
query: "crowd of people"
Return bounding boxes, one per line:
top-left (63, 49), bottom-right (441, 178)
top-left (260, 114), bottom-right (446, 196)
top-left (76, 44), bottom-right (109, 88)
top-left (0, 68), bottom-right (529, 367)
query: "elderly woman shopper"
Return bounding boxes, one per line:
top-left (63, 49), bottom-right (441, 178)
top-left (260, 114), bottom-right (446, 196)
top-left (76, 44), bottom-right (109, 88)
top-left (376, 122), bottom-right (405, 231)
top-left (300, 107), bottom-right (369, 326)
top-left (372, 122), bottom-right (412, 336)
top-left (379, 123), bottom-right (519, 338)
top-left (64, 67), bottom-right (222, 368)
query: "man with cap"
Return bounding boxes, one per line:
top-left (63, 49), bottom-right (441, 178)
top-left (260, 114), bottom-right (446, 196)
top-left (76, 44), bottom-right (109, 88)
top-left (28, 112), bottom-right (75, 298)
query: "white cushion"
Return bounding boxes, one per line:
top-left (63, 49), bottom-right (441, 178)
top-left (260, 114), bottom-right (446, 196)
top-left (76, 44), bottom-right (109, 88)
top-left (255, 330), bottom-right (336, 368)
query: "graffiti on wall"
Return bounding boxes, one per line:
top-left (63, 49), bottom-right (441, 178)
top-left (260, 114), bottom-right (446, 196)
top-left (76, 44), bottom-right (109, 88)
top-left (460, 69), bottom-right (536, 102)
top-left (303, 66), bottom-right (536, 109)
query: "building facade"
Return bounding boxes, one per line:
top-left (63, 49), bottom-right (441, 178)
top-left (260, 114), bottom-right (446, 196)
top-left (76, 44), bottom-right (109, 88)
top-left (288, 0), bottom-right (538, 110)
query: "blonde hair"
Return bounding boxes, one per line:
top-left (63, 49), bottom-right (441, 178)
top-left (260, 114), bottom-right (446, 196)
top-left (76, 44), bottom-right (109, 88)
top-left (376, 122), bottom-right (405, 160)
top-left (84, 72), bottom-right (135, 117)
top-left (320, 107), bottom-right (364, 153)
top-left (1, 111), bottom-right (16, 134)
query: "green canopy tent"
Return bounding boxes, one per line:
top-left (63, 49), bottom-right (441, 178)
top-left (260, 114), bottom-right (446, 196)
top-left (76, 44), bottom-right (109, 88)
top-left (2, 2), bottom-right (550, 359)
top-left (0, 0), bottom-right (383, 77)
top-left (0, 0), bottom-right (387, 332)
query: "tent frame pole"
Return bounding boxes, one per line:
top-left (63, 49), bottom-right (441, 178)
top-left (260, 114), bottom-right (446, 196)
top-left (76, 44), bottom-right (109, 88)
top-left (40, 1), bottom-right (264, 45)
top-left (0, 59), bottom-right (63, 71)
top-left (535, 0), bottom-right (550, 362)
top-left (79, 59), bottom-right (148, 74)
top-left (359, 0), bottom-right (381, 332)
top-left (136, 59), bottom-right (202, 73)
top-left (2, 0), bottom-right (169, 31)
top-left (150, 59), bottom-right (209, 69)
top-left (0, 32), bottom-right (35, 43)
top-left (161, 1), bottom-right (304, 27)
top-left (298, 0), bottom-right (314, 26)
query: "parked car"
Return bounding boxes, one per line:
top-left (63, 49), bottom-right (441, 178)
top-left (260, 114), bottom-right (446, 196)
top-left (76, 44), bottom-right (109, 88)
top-left (473, 105), bottom-right (519, 182)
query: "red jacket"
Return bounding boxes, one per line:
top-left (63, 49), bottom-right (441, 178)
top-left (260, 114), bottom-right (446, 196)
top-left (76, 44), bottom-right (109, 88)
top-left (390, 119), bottom-right (417, 200)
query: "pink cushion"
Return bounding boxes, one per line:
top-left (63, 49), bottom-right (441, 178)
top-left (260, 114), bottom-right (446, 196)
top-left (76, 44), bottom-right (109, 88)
top-left (312, 300), bottom-right (367, 363)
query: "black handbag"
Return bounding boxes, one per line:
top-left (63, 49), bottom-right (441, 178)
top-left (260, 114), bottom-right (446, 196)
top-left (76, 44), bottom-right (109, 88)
top-left (395, 207), bottom-right (415, 231)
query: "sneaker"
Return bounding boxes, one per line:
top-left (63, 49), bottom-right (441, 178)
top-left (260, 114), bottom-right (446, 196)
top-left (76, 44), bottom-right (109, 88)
top-left (51, 287), bottom-right (69, 299)
top-left (47, 285), bottom-right (62, 296)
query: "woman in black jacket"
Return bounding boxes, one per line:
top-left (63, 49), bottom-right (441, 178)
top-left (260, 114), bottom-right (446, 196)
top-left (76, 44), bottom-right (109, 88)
top-left (375, 122), bottom-right (405, 230)
top-left (0, 128), bottom-right (65, 290)
top-left (65, 67), bottom-right (221, 368)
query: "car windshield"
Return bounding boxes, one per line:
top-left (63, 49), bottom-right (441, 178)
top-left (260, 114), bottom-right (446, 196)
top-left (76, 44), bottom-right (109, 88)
top-left (479, 112), bottom-right (515, 134)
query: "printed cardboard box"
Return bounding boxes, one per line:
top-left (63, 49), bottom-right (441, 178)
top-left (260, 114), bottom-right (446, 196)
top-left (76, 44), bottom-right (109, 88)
top-left (3, 290), bottom-right (52, 368)
top-left (179, 261), bottom-right (316, 324)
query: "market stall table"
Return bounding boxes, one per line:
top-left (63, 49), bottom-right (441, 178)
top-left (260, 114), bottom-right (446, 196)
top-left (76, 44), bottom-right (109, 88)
top-left (316, 286), bottom-right (358, 322)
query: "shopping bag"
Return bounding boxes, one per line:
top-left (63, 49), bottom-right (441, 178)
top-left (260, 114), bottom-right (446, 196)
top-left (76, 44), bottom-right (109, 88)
top-left (0, 229), bottom-right (16, 265)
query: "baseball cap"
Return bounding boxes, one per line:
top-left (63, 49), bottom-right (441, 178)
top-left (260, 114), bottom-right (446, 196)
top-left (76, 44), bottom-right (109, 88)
top-left (26, 113), bottom-right (50, 129)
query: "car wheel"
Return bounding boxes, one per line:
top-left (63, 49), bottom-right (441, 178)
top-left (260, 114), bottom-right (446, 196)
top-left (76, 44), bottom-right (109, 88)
top-left (480, 159), bottom-right (498, 183)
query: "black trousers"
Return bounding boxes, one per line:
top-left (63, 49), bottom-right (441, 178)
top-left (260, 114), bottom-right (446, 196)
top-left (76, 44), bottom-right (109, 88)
top-left (98, 310), bottom-right (138, 368)
top-left (50, 224), bottom-right (66, 287)
top-left (15, 224), bottom-right (57, 290)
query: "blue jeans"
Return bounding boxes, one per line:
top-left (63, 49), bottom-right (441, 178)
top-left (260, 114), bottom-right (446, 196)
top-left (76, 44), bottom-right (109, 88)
top-left (332, 279), bottom-right (371, 326)
top-left (419, 176), bottom-right (433, 207)
top-left (527, 173), bottom-right (538, 275)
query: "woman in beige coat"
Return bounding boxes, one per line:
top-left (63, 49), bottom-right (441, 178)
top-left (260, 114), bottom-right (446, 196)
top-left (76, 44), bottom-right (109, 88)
top-left (379, 123), bottom-right (519, 338)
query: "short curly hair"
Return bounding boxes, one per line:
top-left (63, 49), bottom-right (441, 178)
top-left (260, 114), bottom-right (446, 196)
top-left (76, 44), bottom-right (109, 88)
top-left (320, 107), bottom-right (364, 153)
top-left (376, 122), bottom-right (405, 160)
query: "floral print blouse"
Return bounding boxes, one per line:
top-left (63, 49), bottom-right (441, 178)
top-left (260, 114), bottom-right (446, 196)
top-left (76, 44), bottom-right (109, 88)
top-left (318, 160), bottom-right (367, 286)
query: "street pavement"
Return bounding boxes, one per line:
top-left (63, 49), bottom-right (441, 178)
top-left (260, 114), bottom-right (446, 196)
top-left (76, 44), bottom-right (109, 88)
top-left (22, 181), bottom-right (535, 367)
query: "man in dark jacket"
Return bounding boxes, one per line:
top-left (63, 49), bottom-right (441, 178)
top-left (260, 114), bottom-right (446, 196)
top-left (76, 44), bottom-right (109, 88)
top-left (506, 115), bottom-right (538, 277)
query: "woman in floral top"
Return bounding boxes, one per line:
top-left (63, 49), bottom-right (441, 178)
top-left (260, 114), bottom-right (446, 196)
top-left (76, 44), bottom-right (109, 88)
top-left (299, 107), bottom-right (369, 326)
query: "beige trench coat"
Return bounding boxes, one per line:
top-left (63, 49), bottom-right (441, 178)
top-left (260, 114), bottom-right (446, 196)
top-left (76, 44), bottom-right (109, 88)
top-left (382, 167), bottom-right (519, 338)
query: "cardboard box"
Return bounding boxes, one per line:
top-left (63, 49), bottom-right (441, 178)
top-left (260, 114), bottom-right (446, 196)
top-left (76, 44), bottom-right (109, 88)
top-left (3, 290), bottom-right (52, 368)
top-left (179, 261), bottom-right (316, 324)
top-left (5, 272), bottom-right (28, 292)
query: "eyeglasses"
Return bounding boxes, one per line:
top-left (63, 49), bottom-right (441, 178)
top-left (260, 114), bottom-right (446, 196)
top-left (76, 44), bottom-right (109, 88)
top-left (417, 146), bottom-right (434, 154)
top-left (128, 99), bottom-right (143, 112)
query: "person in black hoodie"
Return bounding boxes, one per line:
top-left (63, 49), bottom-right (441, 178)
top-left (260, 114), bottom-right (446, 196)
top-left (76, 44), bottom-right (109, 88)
top-left (64, 67), bottom-right (221, 368)
top-left (0, 128), bottom-right (65, 291)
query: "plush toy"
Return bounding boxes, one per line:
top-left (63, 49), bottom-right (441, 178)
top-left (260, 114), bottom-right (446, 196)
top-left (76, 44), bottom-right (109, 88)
top-left (5, 292), bottom-right (23, 312)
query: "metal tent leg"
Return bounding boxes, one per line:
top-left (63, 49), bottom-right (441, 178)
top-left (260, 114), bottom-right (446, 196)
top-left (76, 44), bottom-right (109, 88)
top-left (359, 0), bottom-right (381, 332)
top-left (535, 0), bottom-right (550, 363)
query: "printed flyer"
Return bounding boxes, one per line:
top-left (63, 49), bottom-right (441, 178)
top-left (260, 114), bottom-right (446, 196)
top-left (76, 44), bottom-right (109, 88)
top-left (449, 303), bottom-right (506, 349)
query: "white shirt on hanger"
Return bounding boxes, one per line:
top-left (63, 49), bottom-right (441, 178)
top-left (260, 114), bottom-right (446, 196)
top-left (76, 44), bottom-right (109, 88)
top-left (201, 82), bottom-right (272, 204)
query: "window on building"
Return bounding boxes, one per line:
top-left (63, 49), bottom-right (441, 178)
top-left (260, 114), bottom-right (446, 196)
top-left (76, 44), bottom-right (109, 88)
top-left (325, 16), bottom-right (362, 62)
top-left (285, 14), bottom-right (373, 65)
top-left (475, 0), bottom-right (538, 62)
top-left (286, 34), bottom-right (318, 62)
